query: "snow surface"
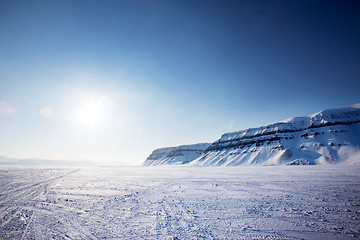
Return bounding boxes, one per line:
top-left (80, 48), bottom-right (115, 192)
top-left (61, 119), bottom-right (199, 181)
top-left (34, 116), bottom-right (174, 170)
top-left (192, 104), bottom-right (360, 166)
top-left (144, 143), bottom-right (211, 166)
top-left (1, 166), bottom-right (360, 239)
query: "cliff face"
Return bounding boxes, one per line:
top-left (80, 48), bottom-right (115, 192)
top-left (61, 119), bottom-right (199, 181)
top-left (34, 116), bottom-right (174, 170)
top-left (192, 104), bottom-right (360, 166)
top-left (144, 143), bottom-right (211, 166)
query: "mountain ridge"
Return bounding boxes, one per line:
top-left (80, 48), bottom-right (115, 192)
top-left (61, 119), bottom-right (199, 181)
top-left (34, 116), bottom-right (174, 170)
top-left (193, 103), bottom-right (360, 166)
top-left (144, 143), bottom-right (211, 166)
top-left (145, 103), bottom-right (360, 166)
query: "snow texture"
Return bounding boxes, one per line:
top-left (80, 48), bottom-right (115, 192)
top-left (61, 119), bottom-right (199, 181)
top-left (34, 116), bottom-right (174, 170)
top-left (144, 143), bottom-right (211, 166)
top-left (192, 103), bottom-right (360, 166)
top-left (1, 166), bottom-right (359, 239)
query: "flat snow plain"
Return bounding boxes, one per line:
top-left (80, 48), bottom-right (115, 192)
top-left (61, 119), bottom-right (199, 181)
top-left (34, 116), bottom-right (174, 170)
top-left (0, 166), bottom-right (359, 239)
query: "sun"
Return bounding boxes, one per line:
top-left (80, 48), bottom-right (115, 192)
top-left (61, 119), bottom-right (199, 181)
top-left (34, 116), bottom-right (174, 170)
top-left (75, 99), bottom-right (106, 127)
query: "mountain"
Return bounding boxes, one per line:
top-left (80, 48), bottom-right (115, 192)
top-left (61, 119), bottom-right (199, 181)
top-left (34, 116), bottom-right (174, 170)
top-left (144, 143), bottom-right (211, 166)
top-left (192, 103), bottom-right (360, 166)
top-left (0, 156), bottom-right (95, 167)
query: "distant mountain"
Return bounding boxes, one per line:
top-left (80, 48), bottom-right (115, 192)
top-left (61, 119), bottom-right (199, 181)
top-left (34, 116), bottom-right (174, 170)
top-left (144, 143), bottom-right (211, 166)
top-left (145, 103), bottom-right (360, 167)
top-left (0, 156), bottom-right (95, 167)
top-left (192, 103), bottom-right (360, 166)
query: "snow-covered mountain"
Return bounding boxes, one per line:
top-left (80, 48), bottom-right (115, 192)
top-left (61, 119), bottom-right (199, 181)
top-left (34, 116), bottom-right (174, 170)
top-left (192, 103), bottom-right (360, 166)
top-left (144, 143), bottom-right (211, 166)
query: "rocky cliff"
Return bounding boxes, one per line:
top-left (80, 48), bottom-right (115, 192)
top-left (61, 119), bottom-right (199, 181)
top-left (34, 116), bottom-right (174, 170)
top-left (192, 103), bottom-right (360, 166)
top-left (144, 143), bottom-right (211, 166)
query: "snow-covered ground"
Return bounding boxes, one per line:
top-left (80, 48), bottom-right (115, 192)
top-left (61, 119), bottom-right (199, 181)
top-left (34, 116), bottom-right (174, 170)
top-left (1, 166), bottom-right (359, 239)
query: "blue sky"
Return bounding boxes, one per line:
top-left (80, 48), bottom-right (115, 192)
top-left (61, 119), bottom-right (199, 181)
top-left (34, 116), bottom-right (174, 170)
top-left (0, 0), bottom-right (359, 165)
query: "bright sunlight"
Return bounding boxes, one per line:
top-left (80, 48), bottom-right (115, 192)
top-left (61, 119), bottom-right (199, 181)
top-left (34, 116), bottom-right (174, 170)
top-left (75, 98), bottom-right (107, 127)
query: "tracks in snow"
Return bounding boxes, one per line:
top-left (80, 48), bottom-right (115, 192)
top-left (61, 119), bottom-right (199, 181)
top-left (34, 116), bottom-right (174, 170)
top-left (1, 167), bottom-right (359, 239)
top-left (0, 169), bottom-right (85, 239)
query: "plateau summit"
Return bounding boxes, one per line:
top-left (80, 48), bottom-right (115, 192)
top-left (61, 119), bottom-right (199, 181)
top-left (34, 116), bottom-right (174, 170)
top-left (145, 104), bottom-right (360, 166)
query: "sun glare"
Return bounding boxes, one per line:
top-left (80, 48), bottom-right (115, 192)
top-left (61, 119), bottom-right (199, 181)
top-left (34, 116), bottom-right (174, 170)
top-left (75, 99), bottom-right (106, 127)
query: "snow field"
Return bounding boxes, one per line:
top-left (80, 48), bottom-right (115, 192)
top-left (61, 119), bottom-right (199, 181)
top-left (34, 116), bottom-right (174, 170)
top-left (0, 166), bottom-right (359, 239)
